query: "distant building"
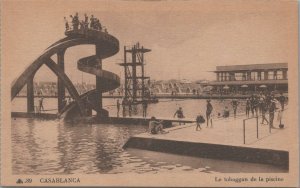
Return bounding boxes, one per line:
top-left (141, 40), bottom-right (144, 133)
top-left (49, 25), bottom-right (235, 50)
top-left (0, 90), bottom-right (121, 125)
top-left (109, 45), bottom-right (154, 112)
top-left (150, 80), bottom-right (201, 94)
top-left (203, 63), bottom-right (288, 93)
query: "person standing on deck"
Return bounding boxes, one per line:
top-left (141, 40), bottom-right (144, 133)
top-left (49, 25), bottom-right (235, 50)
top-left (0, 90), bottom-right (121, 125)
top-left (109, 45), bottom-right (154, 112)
top-left (95, 19), bottom-right (102, 31)
top-left (258, 93), bottom-right (265, 115)
top-left (174, 107), bottom-right (185, 125)
top-left (79, 20), bottom-right (85, 30)
top-left (261, 99), bottom-right (269, 125)
top-left (90, 15), bottom-right (95, 29)
top-left (231, 99), bottom-right (239, 118)
top-left (38, 97), bottom-right (44, 113)
top-left (254, 95), bottom-right (260, 116)
top-left (68, 97), bottom-right (72, 104)
top-left (206, 100), bottom-right (213, 127)
top-left (70, 12), bottom-right (79, 30)
top-left (223, 106), bottom-right (230, 118)
top-left (278, 92), bottom-right (286, 111)
top-left (245, 98), bottom-right (251, 118)
top-left (116, 99), bottom-right (120, 117)
top-left (269, 96), bottom-right (278, 128)
top-left (249, 95), bottom-right (255, 116)
top-left (142, 100), bottom-right (148, 118)
top-left (128, 99), bottom-right (132, 117)
top-left (84, 14), bottom-right (89, 29)
top-left (122, 98), bottom-right (126, 117)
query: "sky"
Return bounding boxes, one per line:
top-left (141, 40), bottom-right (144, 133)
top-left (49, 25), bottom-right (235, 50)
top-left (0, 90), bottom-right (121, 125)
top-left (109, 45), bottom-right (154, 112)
top-left (2, 0), bottom-right (298, 84)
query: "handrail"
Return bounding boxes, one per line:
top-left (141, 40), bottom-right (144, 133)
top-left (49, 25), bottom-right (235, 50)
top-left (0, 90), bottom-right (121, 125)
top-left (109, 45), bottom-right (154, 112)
top-left (243, 116), bottom-right (259, 144)
top-left (242, 108), bottom-right (286, 144)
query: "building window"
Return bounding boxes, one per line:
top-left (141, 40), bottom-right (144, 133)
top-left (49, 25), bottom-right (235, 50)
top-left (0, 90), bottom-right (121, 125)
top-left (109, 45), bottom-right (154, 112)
top-left (261, 72), bottom-right (265, 80)
top-left (247, 72), bottom-right (251, 81)
top-left (251, 72), bottom-right (258, 80)
top-left (224, 72), bottom-right (229, 81)
top-left (282, 70), bottom-right (288, 80)
top-left (235, 73), bottom-right (243, 81)
top-left (268, 71), bottom-right (274, 80)
top-left (229, 72), bottom-right (235, 81)
top-left (242, 72), bottom-right (246, 81)
top-left (277, 70), bottom-right (283, 80)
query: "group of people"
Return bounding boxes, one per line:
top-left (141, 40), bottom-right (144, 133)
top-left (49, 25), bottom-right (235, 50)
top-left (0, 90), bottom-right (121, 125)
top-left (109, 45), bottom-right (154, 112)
top-left (245, 92), bottom-right (286, 127)
top-left (64, 13), bottom-right (106, 32)
top-left (149, 91), bottom-right (286, 134)
top-left (171, 99), bottom-right (213, 131)
top-left (116, 98), bottom-right (148, 118)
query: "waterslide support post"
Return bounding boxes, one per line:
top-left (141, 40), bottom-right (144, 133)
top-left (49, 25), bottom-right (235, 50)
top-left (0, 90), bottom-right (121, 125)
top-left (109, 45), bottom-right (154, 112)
top-left (243, 119), bottom-right (246, 144)
top-left (57, 49), bottom-right (66, 112)
top-left (256, 116), bottom-right (259, 139)
top-left (27, 74), bottom-right (35, 113)
top-left (96, 45), bottom-right (103, 116)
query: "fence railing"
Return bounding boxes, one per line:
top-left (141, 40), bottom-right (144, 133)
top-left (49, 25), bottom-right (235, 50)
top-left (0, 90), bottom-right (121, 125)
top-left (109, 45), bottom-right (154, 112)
top-left (242, 108), bottom-right (286, 144)
top-left (243, 116), bottom-right (259, 144)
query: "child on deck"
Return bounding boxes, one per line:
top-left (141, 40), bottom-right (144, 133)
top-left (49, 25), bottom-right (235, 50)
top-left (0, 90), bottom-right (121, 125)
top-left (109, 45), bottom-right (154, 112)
top-left (196, 113), bottom-right (206, 131)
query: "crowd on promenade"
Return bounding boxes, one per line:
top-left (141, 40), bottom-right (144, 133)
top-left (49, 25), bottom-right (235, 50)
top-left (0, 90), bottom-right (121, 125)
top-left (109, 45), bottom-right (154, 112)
top-left (64, 13), bottom-right (107, 33)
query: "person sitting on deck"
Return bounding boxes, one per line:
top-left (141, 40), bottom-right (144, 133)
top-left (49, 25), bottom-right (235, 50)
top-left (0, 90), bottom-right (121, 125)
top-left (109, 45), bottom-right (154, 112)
top-left (149, 117), bottom-right (167, 134)
top-left (174, 107), bottom-right (185, 125)
top-left (223, 106), bottom-right (230, 118)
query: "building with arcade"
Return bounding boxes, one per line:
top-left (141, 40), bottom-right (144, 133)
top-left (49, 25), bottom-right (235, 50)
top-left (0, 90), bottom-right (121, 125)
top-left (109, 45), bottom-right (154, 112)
top-left (203, 63), bottom-right (288, 94)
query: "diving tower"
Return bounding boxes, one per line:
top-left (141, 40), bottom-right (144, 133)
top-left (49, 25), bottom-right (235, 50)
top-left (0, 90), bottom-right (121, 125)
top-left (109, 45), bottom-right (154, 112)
top-left (119, 43), bottom-right (151, 103)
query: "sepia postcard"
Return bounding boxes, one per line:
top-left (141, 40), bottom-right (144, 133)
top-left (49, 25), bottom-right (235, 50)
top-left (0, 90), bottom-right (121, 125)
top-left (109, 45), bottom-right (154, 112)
top-left (1, 0), bottom-right (299, 187)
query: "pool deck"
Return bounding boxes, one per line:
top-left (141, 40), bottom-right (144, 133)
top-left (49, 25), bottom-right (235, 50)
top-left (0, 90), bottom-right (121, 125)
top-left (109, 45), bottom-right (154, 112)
top-left (124, 110), bottom-right (290, 168)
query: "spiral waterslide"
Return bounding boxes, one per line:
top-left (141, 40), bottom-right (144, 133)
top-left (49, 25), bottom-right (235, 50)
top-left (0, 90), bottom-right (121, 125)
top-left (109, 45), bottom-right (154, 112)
top-left (11, 29), bottom-right (120, 119)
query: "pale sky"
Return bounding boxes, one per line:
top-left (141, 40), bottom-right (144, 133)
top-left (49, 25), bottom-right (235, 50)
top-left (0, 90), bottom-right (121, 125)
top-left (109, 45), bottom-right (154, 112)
top-left (2, 0), bottom-right (297, 84)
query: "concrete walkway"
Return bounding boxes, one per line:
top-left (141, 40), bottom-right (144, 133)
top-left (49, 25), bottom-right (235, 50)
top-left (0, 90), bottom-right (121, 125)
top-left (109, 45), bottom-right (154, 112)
top-left (134, 109), bottom-right (290, 152)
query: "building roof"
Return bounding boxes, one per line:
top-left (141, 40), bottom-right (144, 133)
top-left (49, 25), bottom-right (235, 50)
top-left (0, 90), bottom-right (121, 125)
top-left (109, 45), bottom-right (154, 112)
top-left (202, 79), bottom-right (288, 86)
top-left (215, 63), bottom-right (288, 72)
